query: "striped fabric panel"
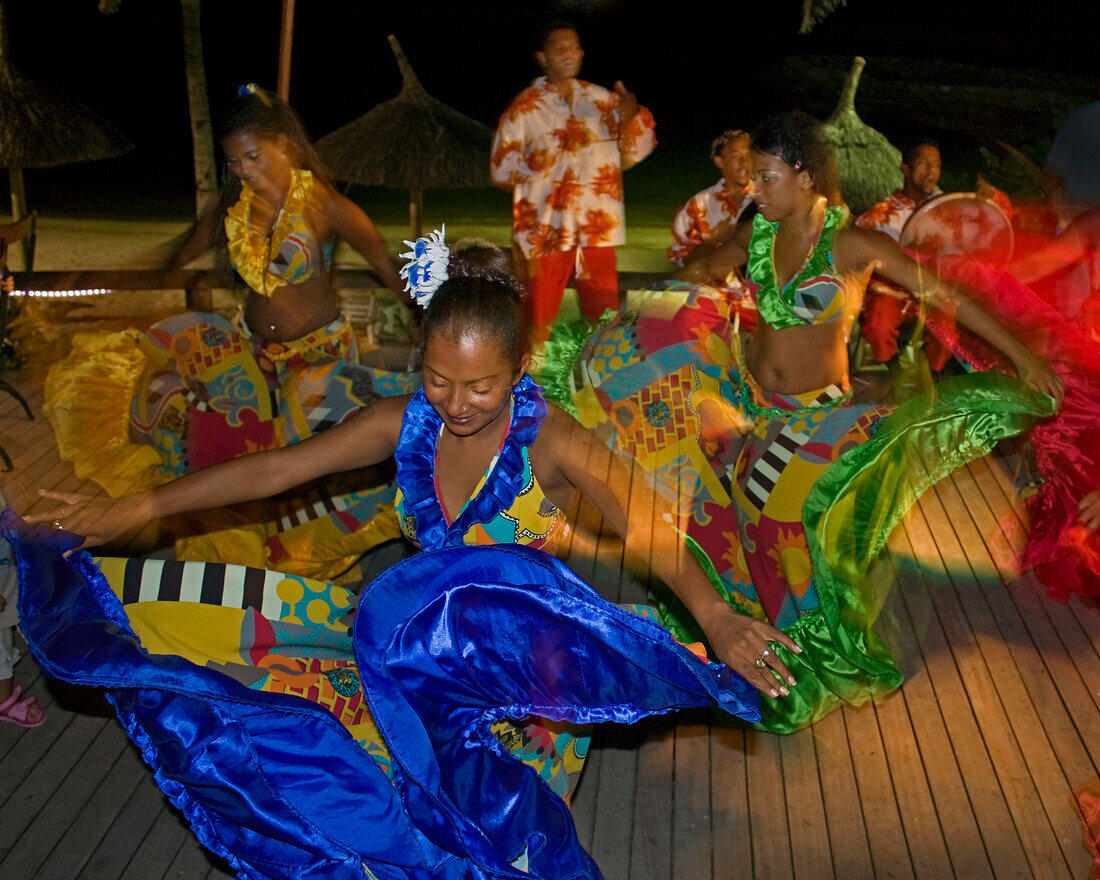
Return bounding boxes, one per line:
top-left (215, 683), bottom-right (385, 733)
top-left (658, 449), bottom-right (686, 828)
top-left (743, 423), bottom-right (810, 512)
top-left (119, 558), bottom-right (284, 619)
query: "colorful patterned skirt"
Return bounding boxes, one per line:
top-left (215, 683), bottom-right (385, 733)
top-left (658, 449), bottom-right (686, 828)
top-left (565, 283), bottom-right (1057, 733)
top-left (86, 552), bottom-right (588, 801)
top-left (44, 313), bottom-right (421, 581)
top-left (7, 514), bottom-right (759, 879)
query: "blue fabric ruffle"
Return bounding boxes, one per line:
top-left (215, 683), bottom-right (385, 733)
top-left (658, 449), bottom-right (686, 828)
top-left (5, 512), bottom-right (758, 879)
top-left (395, 375), bottom-right (545, 549)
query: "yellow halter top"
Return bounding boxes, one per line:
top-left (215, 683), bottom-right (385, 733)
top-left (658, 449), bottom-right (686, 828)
top-left (224, 168), bottom-right (333, 296)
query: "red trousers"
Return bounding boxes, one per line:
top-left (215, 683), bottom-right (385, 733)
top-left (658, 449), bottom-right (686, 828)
top-left (860, 289), bottom-right (953, 372)
top-left (526, 247), bottom-right (619, 340)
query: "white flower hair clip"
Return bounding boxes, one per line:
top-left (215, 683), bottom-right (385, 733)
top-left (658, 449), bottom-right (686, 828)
top-left (399, 225), bottom-right (450, 308)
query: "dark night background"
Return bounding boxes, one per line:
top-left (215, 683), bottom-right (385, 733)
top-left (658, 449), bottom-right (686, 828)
top-left (4, 0), bottom-right (1098, 222)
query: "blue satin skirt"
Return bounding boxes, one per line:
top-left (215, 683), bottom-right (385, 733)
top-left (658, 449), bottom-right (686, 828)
top-left (5, 512), bottom-right (758, 879)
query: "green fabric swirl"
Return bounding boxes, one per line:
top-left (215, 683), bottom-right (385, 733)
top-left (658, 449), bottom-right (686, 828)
top-left (746, 205), bottom-right (847, 330)
top-left (654, 371), bottom-right (1056, 734)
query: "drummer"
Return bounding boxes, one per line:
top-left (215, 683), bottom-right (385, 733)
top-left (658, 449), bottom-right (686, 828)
top-left (667, 129), bottom-right (759, 328)
top-left (855, 138), bottom-right (1011, 372)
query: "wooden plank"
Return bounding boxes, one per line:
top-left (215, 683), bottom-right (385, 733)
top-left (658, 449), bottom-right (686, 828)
top-left (0, 713), bottom-right (110, 853)
top-left (812, 708), bottom-right (875, 878)
top-left (673, 716), bottom-right (713, 880)
top-left (892, 520), bottom-right (1033, 880)
top-left (948, 464), bottom-right (1100, 752)
top-left (631, 720), bottom-right (675, 880)
top-left (880, 541), bottom-right (995, 880)
top-left (0, 719), bottom-right (130, 879)
top-left (160, 837), bottom-right (232, 880)
top-left (710, 725), bottom-right (752, 878)
top-left (931, 470), bottom-right (1095, 875)
top-left (905, 489), bottom-right (1077, 879)
top-left (576, 725), bottom-right (642, 880)
top-left (843, 702), bottom-right (916, 880)
top-left (0, 680), bottom-right (102, 809)
top-left (779, 726), bottom-right (834, 880)
top-left (948, 458), bottom-right (1025, 581)
top-left (1015, 571), bottom-right (1100, 724)
top-left (868, 681), bottom-right (954, 878)
top-left (744, 728), bottom-right (794, 877)
top-left (120, 806), bottom-right (194, 880)
top-left (32, 744), bottom-right (148, 880)
top-left (77, 775), bottom-right (173, 879)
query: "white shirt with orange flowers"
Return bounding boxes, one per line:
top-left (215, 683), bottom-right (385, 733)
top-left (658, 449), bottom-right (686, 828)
top-left (491, 76), bottom-right (656, 260)
top-left (667, 179), bottom-right (753, 266)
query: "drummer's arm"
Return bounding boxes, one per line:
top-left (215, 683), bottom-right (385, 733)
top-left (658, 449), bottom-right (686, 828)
top-left (673, 222), bottom-right (751, 285)
top-left (837, 227), bottom-right (1065, 405)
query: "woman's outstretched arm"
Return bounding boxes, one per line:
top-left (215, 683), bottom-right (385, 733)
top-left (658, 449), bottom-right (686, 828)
top-left (318, 188), bottom-right (407, 298)
top-left (536, 407), bottom-right (801, 697)
top-left (31, 396), bottom-right (408, 550)
top-left (837, 226), bottom-right (1066, 406)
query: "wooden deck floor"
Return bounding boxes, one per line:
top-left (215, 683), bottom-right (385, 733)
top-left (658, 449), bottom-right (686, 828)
top-left (0, 364), bottom-right (1097, 880)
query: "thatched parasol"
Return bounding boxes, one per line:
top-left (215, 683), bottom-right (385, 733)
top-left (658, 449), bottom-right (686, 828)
top-left (314, 34), bottom-right (492, 240)
top-left (820, 57), bottom-right (903, 216)
top-left (0, 2), bottom-right (133, 261)
top-left (800, 0), bottom-right (847, 33)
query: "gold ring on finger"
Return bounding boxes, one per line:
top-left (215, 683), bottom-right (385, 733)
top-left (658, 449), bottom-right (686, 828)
top-left (753, 657), bottom-right (767, 669)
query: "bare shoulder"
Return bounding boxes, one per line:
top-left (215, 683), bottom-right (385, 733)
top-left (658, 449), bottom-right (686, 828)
top-left (533, 404), bottom-right (581, 454)
top-left (534, 404), bottom-right (610, 469)
top-left (833, 223), bottom-right (893, 270)
top-left (306, 178), bottom-right (343, 219)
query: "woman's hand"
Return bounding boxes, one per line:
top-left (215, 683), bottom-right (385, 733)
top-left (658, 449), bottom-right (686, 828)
top-left (25, 489), bottom-right (155, 551)
top-left (1012, 350), bottom-right (1065, 409)
top-left (1078, 489), bottom-right (1100, 533)
top-left (703, 605), bottom-right (802, 698)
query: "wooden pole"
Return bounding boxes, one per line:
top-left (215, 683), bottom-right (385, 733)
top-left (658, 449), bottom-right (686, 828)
top-left (276, 0), bottom-right (295, 102)
top-left (180, 0), bottom-right (217, 217)
top-left (409, 187), bottom-right (423, 241)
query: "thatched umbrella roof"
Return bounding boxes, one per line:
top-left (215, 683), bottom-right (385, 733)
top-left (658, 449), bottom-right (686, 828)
top-left (0, 1), bottom-right (132, 264)
top-left (820, 57), bottom-right (903, 216)
top-left (314, 34), bottom-right (492, 239)
top-left (800, 0), bottom-right (847, 33)
top-left (0, 64), bottom-right (133, 170)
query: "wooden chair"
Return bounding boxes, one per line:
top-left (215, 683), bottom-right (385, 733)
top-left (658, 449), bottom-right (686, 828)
top-left (0, 211), bottom-right (37, 470)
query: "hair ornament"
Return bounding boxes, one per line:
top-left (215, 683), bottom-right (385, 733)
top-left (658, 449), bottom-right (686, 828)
top-left (399, 225), bottom-right (450, 308)
top-left (237, 83), bottom-right (272, 106)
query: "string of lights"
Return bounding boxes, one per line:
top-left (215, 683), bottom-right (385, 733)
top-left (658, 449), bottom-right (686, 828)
top-left (11, 289), bottom-right (113, 298)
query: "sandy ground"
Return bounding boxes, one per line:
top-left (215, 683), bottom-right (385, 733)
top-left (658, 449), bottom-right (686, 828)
top-left (8, 216), bottom-right (428, 371)
top-left (22, 213), bottom-right (673, 274)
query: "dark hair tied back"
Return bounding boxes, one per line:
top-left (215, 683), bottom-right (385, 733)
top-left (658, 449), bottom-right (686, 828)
top-left (750, 110), bottom-right (838, 198)
top-left (420, 238), bottom-right (528, 365)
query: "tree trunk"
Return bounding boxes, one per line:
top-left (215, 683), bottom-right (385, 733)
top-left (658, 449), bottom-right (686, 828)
top-left (277, 0), bottom-right (295, 102)
top-left (409, 187), bottom-right (423, 241)
top-left (180, 0), bottom-right (216, 217)
top-left (0, 4), bottom-right (27, 267)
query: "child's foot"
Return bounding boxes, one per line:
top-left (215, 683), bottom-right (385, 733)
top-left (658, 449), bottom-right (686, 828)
top-left (0, 683), bottom-right (47, 727)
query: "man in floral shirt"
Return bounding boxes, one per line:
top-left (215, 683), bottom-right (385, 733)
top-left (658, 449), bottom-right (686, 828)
top-left (668, 130), bottom-right (754, 268)
top-left (491, 21), bottom-right (656, 341)
top-left (856, 139), bottom-right (1012, 371)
